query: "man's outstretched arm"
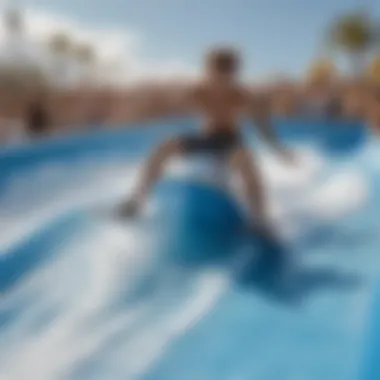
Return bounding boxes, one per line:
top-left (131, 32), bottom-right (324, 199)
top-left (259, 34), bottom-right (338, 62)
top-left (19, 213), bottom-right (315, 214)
top-left (247, 91), bottom-right (294, 162)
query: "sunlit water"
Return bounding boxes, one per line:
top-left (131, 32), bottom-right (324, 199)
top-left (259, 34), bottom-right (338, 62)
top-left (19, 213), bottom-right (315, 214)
top-left (1, 120), bottom-right (380, 380)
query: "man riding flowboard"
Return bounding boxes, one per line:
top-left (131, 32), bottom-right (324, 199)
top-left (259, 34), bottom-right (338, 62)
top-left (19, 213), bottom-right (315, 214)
top-left (120, 47), bottom-right (296, 233)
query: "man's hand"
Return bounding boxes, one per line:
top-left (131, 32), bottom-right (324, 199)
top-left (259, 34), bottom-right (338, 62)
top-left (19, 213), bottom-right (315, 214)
top-left (278, 148), bottom-right (297, 165)
top-left (117, 199), bottom-right (140, 219)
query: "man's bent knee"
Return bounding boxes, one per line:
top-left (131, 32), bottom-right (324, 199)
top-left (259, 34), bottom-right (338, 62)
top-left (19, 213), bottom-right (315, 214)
top-left (156, 138), bottom-right (183, 157)
top-left (229, 147), bottom-right (253, 168)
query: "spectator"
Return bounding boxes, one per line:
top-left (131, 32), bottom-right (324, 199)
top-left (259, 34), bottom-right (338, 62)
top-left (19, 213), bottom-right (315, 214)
top-left (25, 99), bottom-right (50, 138)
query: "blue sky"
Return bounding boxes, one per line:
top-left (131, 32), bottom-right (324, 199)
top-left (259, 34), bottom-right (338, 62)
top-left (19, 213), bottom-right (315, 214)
top-left (16, 0), bottom-right (380, 77)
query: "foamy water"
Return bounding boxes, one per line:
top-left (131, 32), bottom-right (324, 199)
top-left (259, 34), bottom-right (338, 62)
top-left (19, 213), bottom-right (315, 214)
top-left (1, 135), bottom-right (379, 380)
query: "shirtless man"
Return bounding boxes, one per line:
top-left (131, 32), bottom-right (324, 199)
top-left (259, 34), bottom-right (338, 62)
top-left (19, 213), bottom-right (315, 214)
top-left (121, 47), bottom-right (295, 231)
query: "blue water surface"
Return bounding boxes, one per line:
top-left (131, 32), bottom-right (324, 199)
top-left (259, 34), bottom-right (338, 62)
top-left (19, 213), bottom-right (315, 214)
top-left (0, 117), bottom-right (379, 380)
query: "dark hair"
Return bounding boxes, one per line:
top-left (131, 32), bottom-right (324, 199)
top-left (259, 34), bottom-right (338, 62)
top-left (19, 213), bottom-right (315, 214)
top-left (206, 47), bottom-right (240, 74)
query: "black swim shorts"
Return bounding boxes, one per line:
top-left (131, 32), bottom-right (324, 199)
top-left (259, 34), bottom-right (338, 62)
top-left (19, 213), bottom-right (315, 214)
top-left (180, 130), bottom-right (242, 156)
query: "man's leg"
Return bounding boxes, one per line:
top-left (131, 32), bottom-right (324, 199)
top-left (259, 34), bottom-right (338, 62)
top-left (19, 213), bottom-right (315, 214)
top-left (229, 146), bottom-right (270, 231)
top-left (120, 137), bottom-right (183, 216)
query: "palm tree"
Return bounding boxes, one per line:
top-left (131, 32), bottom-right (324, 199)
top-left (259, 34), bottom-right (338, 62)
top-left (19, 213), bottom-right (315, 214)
top-left (306, 58), bottom-right (337, 84)
top-left (74, 43), bottom-right (95, 66)
top-left (48, 32), bottom-right (72, 55)
top-left (73, 43), bottom-right (96, 84)
top-left (3, 7), bottom-right (23, 37)
top-left (0, 8), bottom-right (49, 95)
top-left (47, 32), bottom-right (73, 85)
top-left (328, 10), bottom-right (375, 77)
top-left (368, 56), bottom-right (380, 84)
top-left (2, 7), bottom-right (26, 65)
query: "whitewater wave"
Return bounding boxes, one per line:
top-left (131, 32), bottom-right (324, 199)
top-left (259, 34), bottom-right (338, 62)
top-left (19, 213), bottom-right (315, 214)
top-left (0, 140), bottom-right (378, 380)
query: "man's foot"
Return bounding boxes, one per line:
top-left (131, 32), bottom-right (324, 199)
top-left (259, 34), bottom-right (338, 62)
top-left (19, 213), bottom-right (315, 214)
top-left (117, 199), bottom-right (140, 219)
top-left (249, 219), bottom-right (276, 240)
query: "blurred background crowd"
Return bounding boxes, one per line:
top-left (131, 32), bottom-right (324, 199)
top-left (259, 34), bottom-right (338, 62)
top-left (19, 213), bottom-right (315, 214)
top-left (0, 6), bottom-right (380, 144)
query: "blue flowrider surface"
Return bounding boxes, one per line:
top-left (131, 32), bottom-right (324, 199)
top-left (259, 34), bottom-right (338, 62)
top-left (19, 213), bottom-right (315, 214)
top-left (1, 119), bottom-right (380, 380)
